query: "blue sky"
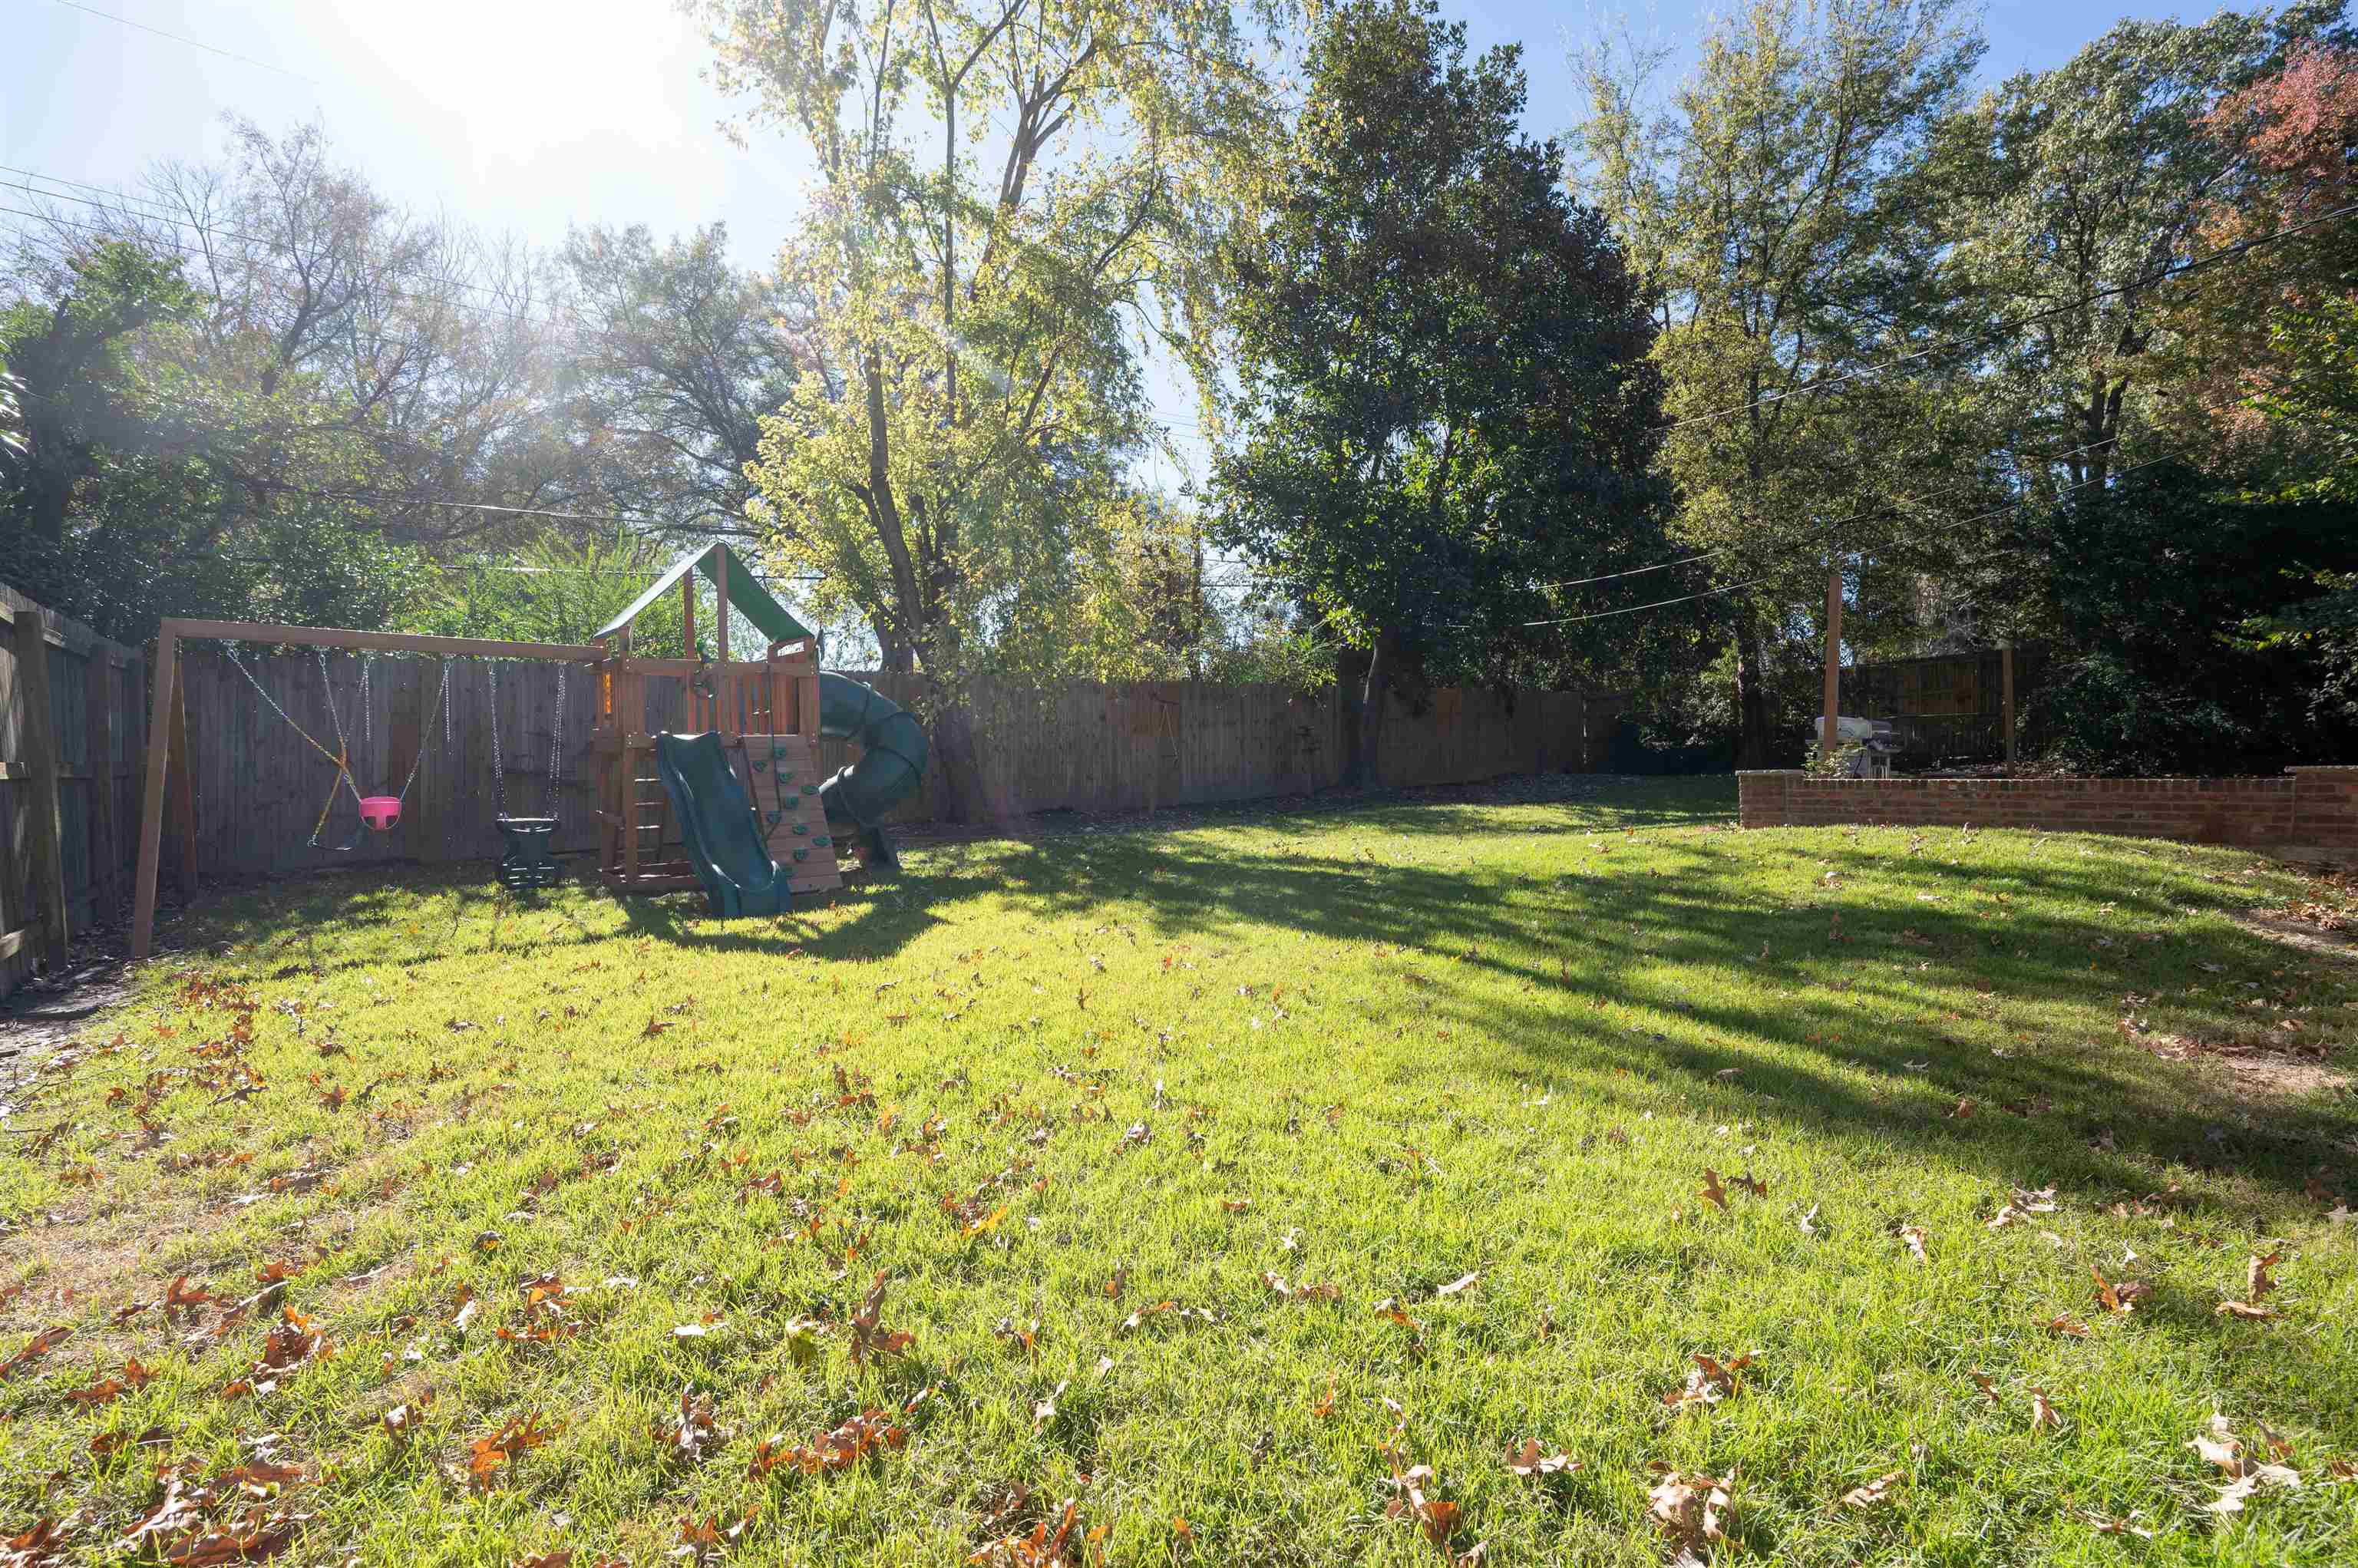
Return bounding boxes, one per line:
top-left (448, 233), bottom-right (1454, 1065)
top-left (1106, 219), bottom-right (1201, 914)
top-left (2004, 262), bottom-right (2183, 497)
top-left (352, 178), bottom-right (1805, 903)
top-left (5, 0), bottom-right (2261, 501)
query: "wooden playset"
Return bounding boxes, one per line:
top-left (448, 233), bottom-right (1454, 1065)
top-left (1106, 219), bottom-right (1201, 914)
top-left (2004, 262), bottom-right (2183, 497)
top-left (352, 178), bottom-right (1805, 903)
top-left (129, 544), bottom-right (922, 959)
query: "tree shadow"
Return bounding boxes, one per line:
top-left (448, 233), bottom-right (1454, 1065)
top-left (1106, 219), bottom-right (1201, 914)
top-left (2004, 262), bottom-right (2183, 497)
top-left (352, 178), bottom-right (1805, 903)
top-left (864, 826), bottom-right (2351, 1220)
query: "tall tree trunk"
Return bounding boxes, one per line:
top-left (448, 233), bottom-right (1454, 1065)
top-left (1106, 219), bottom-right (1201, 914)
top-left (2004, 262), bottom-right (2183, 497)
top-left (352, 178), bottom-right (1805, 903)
top-left (1732, 610), bottom-right (1776, 769)
top-left (1343, 629), bottom-right (1399, 787)
top-left (926, 686), bottom-right (989, 824)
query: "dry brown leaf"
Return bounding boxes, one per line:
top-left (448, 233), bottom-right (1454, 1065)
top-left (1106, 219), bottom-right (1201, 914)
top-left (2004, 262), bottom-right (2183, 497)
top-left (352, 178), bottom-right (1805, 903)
top-left (1664, 1352), bottom-right (1753, 1411)
top-left (1839, 1471), bottom-right (1903, 1510)
top-left (2029, 1388), bottom-right (2062, 1432)
top-left (1897, 1225), bottom-right (1929, 1264)
top-left (1504, 1439), bottom-right (1580, 1477)
top-left (1647, 1465), bottom-right (1735, 1550)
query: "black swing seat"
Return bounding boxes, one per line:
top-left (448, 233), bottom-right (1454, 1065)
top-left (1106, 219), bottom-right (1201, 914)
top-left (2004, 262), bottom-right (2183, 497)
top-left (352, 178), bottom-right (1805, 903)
top-left (495, 817), bottom-right (562, 892)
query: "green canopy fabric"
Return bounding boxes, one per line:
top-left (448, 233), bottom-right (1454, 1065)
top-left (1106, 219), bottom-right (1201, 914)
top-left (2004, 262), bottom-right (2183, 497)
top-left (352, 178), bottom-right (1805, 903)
top-left (593, 545), bottom-right (814, 647)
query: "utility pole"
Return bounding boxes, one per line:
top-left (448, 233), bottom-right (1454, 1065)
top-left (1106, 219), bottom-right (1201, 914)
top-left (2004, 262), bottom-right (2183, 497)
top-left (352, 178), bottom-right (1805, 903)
top-left (1820, 564), bottom-right (1844, 769)
top-left (2001, 637), bottom-right (2016, 769)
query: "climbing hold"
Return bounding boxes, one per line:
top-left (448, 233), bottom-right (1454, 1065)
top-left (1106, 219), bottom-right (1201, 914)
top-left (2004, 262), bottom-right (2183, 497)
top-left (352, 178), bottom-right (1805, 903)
top-left (793, 822), bottom-right (809, 836)
top-left (752, 759), bottom-right (768, 774)
top-left (813, 835), bottom-right (831, 849)
top-left (792, 847), bottom-right (808, 862)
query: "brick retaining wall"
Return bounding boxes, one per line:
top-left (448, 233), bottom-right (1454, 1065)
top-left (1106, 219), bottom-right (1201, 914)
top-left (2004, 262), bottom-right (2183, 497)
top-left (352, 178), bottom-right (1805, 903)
top-left (1737, 766), bottom-right (2358, 850)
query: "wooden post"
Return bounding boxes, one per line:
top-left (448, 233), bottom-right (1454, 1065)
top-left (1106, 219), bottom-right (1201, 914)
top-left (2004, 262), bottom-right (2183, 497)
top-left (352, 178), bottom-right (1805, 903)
top-left (84, 650), bottom-right (119, 914)
top-left (131, 622), bottom-right (179, 960)
top-left (1820, 565), bottom-right (1844, 769)
top-left (2000, 638), bottom-right (2017, 770)
top-left (681, 569), bottom-right (697, 664)
top-left (712, 546), bottom-right (732, 731)
top-left (167, 672), bottom-right (197, 896)
top-left (15, 607), bottom-right (71, 963)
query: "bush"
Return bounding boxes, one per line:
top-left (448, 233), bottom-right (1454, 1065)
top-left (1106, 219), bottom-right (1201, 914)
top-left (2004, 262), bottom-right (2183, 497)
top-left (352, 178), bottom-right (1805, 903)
top-left (2019, 652), bottom-right (2257, 775)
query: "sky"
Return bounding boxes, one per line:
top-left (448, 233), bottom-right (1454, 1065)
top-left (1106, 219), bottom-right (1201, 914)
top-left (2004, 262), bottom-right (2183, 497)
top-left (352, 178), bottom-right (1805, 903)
top-left (3, 0), bottom-right (2268, 503)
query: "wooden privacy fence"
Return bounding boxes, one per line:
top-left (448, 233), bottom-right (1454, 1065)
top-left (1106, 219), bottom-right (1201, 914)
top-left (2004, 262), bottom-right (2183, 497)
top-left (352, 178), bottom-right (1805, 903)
top-left (163, 653), bottom-right (1617, 881)
top-left (0, 584), bottom-right (149, 999)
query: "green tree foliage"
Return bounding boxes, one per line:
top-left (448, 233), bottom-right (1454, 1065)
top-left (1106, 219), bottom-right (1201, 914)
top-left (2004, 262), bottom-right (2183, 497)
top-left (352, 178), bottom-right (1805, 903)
top-left (2014, 464), bottom-right (2358, 771)
top-left (1937, 4), bottom-right (2343, 490)
top-left (1572, 0), bottom-right (1983, 767)
top-left (408, 530), bottom-right (693, 652)
top-left (687, 0), bottom-right (1285, 817)
top-left (1215, 0), bottom-right (1667, 784)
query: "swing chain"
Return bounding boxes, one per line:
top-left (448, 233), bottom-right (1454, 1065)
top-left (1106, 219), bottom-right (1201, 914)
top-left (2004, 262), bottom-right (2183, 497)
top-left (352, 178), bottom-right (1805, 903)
top-left (546, 663), bottom-right (567, 817)
top-left (489, 661), bottom-right (507, 819)
top-left (395, 658), bottom-right (453, 806)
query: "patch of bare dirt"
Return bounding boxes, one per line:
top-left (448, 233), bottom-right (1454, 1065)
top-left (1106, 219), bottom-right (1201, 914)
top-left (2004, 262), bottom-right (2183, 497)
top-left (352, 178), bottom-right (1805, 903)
top-left (2235, 910), bottom-right (2358, 961)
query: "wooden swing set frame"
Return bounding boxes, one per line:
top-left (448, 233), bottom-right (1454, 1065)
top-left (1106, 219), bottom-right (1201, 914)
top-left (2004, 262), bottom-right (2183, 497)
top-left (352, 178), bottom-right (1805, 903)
top-left (131, 543), bottom-right (836, 960)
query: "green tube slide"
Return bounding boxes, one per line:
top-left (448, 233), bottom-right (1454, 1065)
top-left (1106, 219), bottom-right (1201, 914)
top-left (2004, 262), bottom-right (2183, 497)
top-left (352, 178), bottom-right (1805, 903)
top-left (816, 672), bottom-right (930, 871)
top-left (652, 731), bottom-right (800, 917)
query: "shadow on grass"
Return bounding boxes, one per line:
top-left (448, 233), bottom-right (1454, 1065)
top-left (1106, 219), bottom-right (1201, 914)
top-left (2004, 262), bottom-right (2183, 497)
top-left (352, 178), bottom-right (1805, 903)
top-left (175, 798), bottom-right (2346, 1223)
top-left (834, 827), bottom-right (2347, 1220)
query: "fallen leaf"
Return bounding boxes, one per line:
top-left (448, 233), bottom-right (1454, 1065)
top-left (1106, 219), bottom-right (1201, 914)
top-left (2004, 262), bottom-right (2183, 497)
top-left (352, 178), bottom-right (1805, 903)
top-left (1504, 1439), bottom-right (1579, 1477)
top-left (1839, 1471), bottom-right (1903, 1510)
top-left (1647, 1466), bottom-right (1735, 1551)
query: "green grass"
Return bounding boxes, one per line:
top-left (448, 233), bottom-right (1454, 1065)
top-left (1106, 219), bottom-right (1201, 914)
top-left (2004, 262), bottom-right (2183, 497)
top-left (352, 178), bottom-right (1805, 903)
top-left (5, 776), bottom-right (2356, 1566)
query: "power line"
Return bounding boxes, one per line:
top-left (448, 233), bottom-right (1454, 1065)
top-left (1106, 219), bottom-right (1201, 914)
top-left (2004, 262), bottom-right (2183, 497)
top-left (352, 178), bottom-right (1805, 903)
top-left (1512, 459), bottom-right (2166, 629)
top-left (1669, 200), bottom-right (2358, 430)
top-left (48, 0), bottom-right (318, 85)
top-left (1533, 437), bottom-right (2125, 593)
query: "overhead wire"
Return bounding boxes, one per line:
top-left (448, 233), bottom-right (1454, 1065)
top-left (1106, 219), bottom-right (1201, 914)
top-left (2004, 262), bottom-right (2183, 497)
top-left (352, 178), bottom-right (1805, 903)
top-left (47, 0), bottom-right (319, 84)
top-left (1531, 437), bottom-right (2128, 593)
top-left (1511, 458), bottom-right (2169, 629)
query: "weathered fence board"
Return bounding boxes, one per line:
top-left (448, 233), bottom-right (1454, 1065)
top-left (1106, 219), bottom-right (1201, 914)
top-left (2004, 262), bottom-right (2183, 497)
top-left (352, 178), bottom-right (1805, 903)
top-left (0, 583), bottom-right (149, 999)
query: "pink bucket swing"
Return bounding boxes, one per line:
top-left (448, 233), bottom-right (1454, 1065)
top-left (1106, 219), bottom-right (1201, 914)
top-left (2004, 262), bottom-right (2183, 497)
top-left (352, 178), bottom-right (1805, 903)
top-left (226, 648), bottom-right (452, 849)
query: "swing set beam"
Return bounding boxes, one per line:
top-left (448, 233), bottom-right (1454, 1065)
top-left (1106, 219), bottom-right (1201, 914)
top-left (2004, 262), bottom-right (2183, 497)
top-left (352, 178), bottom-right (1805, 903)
top-left (132, 618), bottom-right (606, 960)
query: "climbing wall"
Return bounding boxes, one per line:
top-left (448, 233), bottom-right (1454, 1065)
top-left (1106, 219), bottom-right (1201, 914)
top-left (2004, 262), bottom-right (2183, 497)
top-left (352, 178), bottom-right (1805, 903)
top-left (734, 734), bottom-right (843, 893)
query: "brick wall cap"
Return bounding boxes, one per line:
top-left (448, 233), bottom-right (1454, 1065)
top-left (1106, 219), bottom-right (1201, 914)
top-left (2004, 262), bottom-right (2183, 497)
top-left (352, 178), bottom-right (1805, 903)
top-left (2287, 765), bottom-right (2358, 775)
top-left (1735, 770), bottom-right (1807, 777)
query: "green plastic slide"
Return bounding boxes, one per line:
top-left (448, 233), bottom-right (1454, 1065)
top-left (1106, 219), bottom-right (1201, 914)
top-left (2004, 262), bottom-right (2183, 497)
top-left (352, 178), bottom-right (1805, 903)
top-left (652, 731), bottom-right (799, 917)
top-left (815, 673), bottom-right (930, 870)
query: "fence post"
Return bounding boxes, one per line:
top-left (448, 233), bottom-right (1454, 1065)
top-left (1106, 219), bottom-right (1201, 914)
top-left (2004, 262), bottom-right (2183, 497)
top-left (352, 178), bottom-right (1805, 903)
top-left (14, 606), bottom-right (71, 963)
top-left (132, 623), bottom-right (179, 961)
top-left (167, 664), bottom-right (197, 896)
top-left (84, 649), bottom-right (119, 916)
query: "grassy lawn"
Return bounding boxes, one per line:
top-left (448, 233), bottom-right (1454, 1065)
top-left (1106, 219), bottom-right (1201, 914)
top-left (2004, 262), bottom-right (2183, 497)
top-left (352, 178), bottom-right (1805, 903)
top-left (5, 775), bottom-right (2357, 1566)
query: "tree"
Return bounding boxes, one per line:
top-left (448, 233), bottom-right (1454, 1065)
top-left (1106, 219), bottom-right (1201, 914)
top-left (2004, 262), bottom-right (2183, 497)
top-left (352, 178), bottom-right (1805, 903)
top-left (0, 238), bottom-right (195, 548)
top-left (1937, 4), bottom-right (2343, 490)
top-left (1214, 0), bottom-right (1666, 785)
top-left (1571, 0), bottom-right (1983, 765)
top-left (2153, 37), bottom-right (2358, 487)
top-left (560, 223), bottom-right (813, 543)
top-left (2012, 463), bottom-right (2358, 772)
top-left (687, 0), bottom-right (1282, 820)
